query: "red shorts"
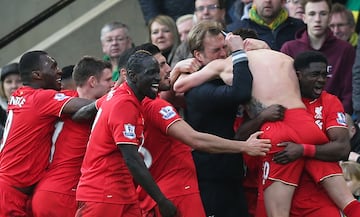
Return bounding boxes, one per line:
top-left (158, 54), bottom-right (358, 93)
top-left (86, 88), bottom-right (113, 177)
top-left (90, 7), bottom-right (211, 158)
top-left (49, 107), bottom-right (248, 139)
top-left (0, 181), bottom-right (31, 217)
top-left (291, 171), bottom-right (342, 217)
top-left (261, 109), bottom-right (329, 189)
top-left (141, 193), bottom-right (206, 217)
top-left (304, 160), bottom-right (342, 183)
top-left (75, 201), bottom-right (141, 217)
top-left (243, 155), bottom-right (263, 217)
top-left (32, 190), bottom-right (76, 217)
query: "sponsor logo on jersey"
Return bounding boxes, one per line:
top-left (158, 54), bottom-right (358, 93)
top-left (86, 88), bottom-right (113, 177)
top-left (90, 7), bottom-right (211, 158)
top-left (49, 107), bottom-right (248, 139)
top-left (54, 93), bottom-right (70, 101)
top-left (336, 112), bottom-right (347, 126)
top-left (9, 96), bottom-right (26, 107)
top-left (159, 106), bottom-right (176, 120)
top-left (123, 124), bottom-right (136, 139)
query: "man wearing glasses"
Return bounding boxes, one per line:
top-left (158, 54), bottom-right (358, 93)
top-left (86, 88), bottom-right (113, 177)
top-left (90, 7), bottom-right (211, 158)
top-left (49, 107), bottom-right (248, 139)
top-left (329, 3), bottom-right (358, 47)
top-left (227, 0), bottom-right (305, 51)
top-left (100, 21), bottom-right (134, 81)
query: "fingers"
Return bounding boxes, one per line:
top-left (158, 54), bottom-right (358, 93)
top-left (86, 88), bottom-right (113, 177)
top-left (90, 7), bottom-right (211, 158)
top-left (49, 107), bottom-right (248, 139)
top-left (251, 131), bottom-right (264, 138)
top-left (276, 143), bottom-right (286, 147)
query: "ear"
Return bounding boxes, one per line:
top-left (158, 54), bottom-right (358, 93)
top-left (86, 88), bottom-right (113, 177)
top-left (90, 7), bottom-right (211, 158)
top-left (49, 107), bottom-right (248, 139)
top-left (120, 68), bottom-right (127, 81)
top-left (127, 70), bottom-right (137, 83)
top-left (295, 70), bottom-right (302, 79)
top-left (31, 70), bottom-right (41, 80)
top-left (88, 76), bottom-right (97, 88)
top-left (193, 50), bottom-right (203, 63)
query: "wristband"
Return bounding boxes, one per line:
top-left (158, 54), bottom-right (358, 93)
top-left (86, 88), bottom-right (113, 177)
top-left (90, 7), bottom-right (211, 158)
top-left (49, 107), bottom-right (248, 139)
top-left (232, 50), bottom-right (247, 65)
top-left (302, 144), bottom-right (316, 157)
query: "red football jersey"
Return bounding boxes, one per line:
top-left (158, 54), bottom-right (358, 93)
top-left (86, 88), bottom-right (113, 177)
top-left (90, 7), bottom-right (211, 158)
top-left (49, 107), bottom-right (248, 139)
top-left (292, 91), bottom-right (346, 214)
top-left (76, 83), bottom-right (143, 204)
top-left (302, 91), bottom-right (347, 132)
top-left (35, 114), bottom-right (91, 195)
top-left (138, 96), bottom-right (199, 211)
top-left (0, 86), bottom-right (73, 187)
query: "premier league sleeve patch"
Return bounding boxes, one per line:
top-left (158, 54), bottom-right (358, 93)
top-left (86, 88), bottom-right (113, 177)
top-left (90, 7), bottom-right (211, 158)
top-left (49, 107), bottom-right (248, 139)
top-left (123, 124), bottom-right (136, 139)
top-left (54, 93), bottom-right (71, 101)
top-left (159, 106), bottom-right (176, 120)
top-left (336, 112), bottom-right (347, 126)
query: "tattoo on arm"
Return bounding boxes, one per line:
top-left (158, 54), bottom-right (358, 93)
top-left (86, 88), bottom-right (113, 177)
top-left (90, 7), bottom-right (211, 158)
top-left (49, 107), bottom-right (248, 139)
top-left (246, 98), bottom-right (267, 119)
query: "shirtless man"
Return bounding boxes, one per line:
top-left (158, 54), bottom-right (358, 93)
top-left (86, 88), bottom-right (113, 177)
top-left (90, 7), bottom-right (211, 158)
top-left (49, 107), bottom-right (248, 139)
top-left (172, 29), bottom-right (359, 217)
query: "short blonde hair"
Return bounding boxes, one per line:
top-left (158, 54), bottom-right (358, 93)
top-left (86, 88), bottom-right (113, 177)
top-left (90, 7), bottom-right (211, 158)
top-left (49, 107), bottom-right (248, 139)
top-left (341, 161), bottom-right (360, 182)
top-left (148, 15), bottom-right (180, 62)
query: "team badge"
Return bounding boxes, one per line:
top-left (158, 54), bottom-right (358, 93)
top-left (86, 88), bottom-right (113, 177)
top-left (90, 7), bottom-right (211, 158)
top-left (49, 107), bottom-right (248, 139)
top-left (123, 124), bottom-right (136, 139)
top-left (159, 106), bottom-right (176, 120)
top-left (336, 112), bottom-right (347, 126)
top-left (314, 106), bottom-right (323, 119)
top-left (54, 93), bottom-right (70, 101)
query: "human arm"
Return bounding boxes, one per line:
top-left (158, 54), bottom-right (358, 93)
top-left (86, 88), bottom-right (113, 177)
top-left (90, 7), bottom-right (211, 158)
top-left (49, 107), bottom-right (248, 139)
top-left (61, 97), bottom-right (93, 114)
top-left (170, 58), bottom-right (202, 86)
top-left (71, 101), bottom-right (98, 122)
top-left (274, 127), bottom-right (351, 164)
top-left (172, 58), bottom-right (230, 93)
top-left (235, 104), bottom-right (286, 140)
top-left (167, 119), bottom-right (271, 156)
top-left (119, 144), bottom-right (177, 217)
top-left (243, 38), bottom-right (271, 51)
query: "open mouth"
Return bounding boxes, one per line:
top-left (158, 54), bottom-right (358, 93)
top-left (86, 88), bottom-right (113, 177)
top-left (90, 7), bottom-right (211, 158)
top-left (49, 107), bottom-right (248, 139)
top-left (151, 83), bottom-right (159, 92)
top-left (313, 86), bottom-right (323, 95)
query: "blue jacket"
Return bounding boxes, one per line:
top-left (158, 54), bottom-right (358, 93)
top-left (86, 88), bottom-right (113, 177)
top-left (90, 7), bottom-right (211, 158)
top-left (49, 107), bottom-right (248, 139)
top-left (227, 17), bottom-right (305, 51)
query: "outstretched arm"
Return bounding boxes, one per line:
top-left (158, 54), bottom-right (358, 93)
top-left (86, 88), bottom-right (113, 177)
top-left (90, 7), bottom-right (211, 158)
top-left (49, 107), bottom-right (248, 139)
top-left (119, 144), bottom-right (178, 217)
top-left (172, 58), bottom-right (229, 93)
top-left (167, 119), bottom-right (271, 156)
top-left (274, 127), bottom-right (350, 164)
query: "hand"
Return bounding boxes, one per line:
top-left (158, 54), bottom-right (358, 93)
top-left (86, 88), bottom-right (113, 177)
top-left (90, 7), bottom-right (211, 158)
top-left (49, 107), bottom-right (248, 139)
top-left (225, 32), bottom-right (244, 52)
top-left (158, 198), bottom-right (178, 217)
top-left (170, 58), bottom-right (202, 84)
top-left (243, 38), bottom-right (270, 51)
top-left (273, 142), bottom-right (303, 164)
top-left (173, 58), bottom-right (202, 74)
top-left (245, 131), bottom-right (271, 156)
top-left (260, 104), bottom-right (286, 122)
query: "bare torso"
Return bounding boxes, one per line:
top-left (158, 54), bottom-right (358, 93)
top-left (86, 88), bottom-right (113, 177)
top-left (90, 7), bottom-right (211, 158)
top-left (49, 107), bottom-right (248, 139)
top-left (221, 49), bottom-right (305, 116)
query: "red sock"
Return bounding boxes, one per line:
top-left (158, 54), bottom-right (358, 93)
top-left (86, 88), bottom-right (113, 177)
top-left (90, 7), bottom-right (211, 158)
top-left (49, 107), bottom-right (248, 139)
top-left (343, 200), bottom-right (360, 217)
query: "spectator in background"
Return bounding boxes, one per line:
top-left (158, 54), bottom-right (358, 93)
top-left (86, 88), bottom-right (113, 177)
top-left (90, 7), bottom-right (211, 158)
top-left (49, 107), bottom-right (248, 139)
top-left (285, 0), bottom-right (304, 19)
top-left (281, 0), bottom-right (355, 115)
top-left (61, 65), bottom-right (76, 90)
top-left (171, 0), bottom-right (227, 67)
top-left (0, 63), bottom-right (22, 128)
top-left (176, 14), bottom-right (195, 42)
top-left (138, 0), bottom-right (195, 25)
top-left (148, 15), bottom-right (181, 65)
top-left (329, 3), bottom-right (358, 47)
top-left (227, 0), bottom-right (305, 50)
top-left (100, 21), bottom-right (133, 81)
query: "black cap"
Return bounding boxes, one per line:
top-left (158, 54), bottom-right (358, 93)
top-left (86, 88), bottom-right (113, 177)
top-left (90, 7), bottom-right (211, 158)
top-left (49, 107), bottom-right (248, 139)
top-left (61, 65), bottom-right (75, 80)
top-left (1, 63), bottom-right (19, 81)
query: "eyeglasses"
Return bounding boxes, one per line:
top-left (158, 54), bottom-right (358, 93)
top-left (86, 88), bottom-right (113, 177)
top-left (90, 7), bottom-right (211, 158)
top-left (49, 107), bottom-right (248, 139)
top-left (103, 37), bottom-right (128, 43)
top-left (329, 23), bottom-right (349, 28)
top-left (195, 4), bottom-right (220, 12)
top-left (286, 0), bottom-right (300, 4)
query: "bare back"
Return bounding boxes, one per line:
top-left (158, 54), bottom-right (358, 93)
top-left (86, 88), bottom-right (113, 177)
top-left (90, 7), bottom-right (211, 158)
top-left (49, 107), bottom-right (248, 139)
top-left (246, 49), bottom-right (305, 115)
